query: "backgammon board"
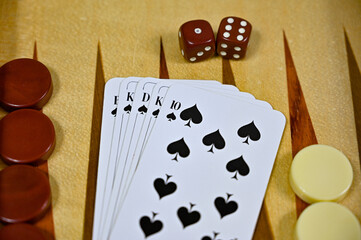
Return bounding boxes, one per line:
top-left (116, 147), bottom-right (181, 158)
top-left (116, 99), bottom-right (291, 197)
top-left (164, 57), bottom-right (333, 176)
top-left (0, 0), bottom-right (360, 239)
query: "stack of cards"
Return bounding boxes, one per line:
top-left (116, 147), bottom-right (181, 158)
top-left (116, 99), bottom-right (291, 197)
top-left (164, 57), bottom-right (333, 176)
top-left (92, 77), bottom-right (286, 240)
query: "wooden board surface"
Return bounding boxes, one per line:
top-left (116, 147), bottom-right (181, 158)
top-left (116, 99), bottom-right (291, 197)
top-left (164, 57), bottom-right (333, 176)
top-left (1, 0), bottom-right (361, 239)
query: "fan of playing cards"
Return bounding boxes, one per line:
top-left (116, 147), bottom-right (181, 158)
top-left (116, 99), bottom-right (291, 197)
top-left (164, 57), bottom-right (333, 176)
top-left (92, 77), bottom-right (286, 240)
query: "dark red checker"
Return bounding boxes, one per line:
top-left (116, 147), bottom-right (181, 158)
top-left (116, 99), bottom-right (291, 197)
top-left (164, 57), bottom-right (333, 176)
top-left (0, 109), bottom-right (56, 165)
top-left (0, 223), bottom-right (46, 240)
top-left (0, 165), bottom-right (51, 224)
top-left (0, 58), bottom-right (53, 111)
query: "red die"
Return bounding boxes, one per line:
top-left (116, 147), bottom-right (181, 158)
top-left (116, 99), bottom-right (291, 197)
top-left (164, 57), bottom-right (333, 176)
top-left (178, 20), bottom-right (216, 63)
top-left (216, 17), bottom-right (252, 60)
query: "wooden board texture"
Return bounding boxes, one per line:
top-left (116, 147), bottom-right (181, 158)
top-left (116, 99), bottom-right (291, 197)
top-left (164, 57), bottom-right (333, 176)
top-left (1, 0), bottom-right (361, 239)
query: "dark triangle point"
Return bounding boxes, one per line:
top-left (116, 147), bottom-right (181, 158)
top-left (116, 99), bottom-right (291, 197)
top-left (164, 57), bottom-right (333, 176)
top-left (284, 31), bottom-right (314, 217)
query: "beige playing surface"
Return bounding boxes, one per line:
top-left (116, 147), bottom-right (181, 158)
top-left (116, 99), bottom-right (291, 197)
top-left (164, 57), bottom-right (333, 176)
top-left (1, 0), bottom-right (360, 239)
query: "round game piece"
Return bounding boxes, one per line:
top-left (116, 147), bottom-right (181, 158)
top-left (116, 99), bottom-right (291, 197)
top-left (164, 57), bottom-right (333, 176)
top-left (290, 144), bottom-right (353, 203)
top-left (0, 223), bottom-right (46, 240)
top-left (0, 58), bottom-right (53, 111)
top-left (0, 109), bottom-right (56, 165)
top-left (0, 165), bottom-right (51, 223)
top-left (295, 202), bottom-right (361, 240)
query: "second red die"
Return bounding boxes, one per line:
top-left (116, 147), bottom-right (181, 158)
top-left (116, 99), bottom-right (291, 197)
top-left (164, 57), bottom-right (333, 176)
top-left (178, 20), bottom-right (216, 63)
top-left (216, 17), bottom-right (252, 60)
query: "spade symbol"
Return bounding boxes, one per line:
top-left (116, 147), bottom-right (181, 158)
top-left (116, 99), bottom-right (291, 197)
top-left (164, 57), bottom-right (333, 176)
top-left (201, 231), bottom-right (220, 240)
top-left (202, 130), bottom-right (225, 153)
top-left (138, 105), bottom-right (148, 114)
top-left (214, 193), bottom-right (238, 218)
top-left (167, 138), bottom-right (190, 161)
top-left (237, 121), bottom-right (261, 144)
top-left (139, 214), bottom-right (163, 238)
top-left (124, 104), bottom-right (132, 114)
top-left (166, 112), bottom-right (176, 121)
top-left (180, 104), bottom-right (203, 127)
top-left (226, 155), bottom-right (249, 180)
top-left (152, 109), bottom-right (160, 118)
top-left (177, 203), bottom-right (201, 228)
top-left (202, 237), bottom-right (212, 240)
top-left (111, 107), bottom-right (117, 117)
top-left (153, 174), bottom-right (177, 199)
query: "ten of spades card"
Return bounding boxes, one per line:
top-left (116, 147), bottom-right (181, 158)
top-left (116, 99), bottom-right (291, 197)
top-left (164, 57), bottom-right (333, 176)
top-left (109, 84), bottom-right (286, 239)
